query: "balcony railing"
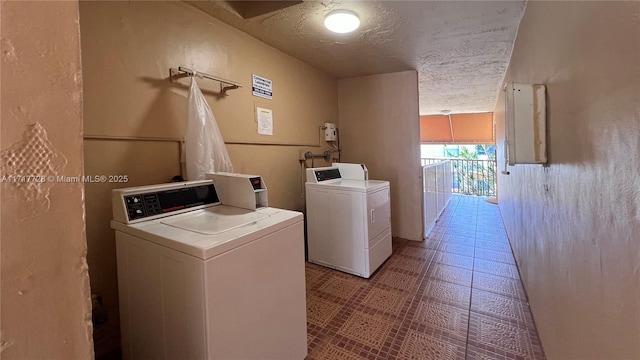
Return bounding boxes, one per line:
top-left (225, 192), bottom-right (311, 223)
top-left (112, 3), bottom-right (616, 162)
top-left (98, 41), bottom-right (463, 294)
top-left (421, 158), bottom-right (497, 196)
top-left (422, 160), bottom-right (453, 236)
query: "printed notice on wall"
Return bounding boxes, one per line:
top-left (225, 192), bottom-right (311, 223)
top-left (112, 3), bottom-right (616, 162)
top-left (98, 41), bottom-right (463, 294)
top-left (256, 107), bottom-right (273, 135)
top-left (252, 74), bottom-right (273, 100)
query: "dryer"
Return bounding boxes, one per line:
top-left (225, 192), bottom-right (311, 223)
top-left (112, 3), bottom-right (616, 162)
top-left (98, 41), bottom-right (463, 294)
top-left (305, 165), bottom-right (392, 278)
top-left (111, 179), bottom-right (307, 360)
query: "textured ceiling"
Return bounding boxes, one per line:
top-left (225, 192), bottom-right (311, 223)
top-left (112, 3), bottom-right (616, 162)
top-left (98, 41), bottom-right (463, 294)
top-left (188, 0), bottom-right (527, 115)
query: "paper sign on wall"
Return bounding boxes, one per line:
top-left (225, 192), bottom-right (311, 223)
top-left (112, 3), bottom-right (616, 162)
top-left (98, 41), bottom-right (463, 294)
top-left (252, 74), bottom-right (273, 100)
top-left (256, 107), bottom-right (273, 135)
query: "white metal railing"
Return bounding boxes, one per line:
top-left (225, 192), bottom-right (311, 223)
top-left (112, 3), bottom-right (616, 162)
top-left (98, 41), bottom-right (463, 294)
top-left (422, 160), bottom-right (452, 237)
top-left (421, 158), bottom-right (497, 197)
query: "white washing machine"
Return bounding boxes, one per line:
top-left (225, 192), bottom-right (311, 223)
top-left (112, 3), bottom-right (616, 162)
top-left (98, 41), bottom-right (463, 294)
top-left (305, 164), bottom-right (392, 278)
top-left (111, 179), bottom-right (307, 360)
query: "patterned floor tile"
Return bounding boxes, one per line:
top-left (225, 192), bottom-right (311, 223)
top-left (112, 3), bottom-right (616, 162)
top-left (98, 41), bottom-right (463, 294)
top-left (476, 212), bottom-right (502, 219)
top-left (318, 276), bottom-right (363, 300)
top-left (474, 239), bottom-right (512, 253)
top-left (465, 344), bottom-right (517, 360)
top-left (453, 213), bottom-right (478, 219)
top-left (476, 220), bottom-right (503, 228)
top-left (473, 210), bottom-right (498, 218)
top-left (440, 234), bottom-right (476, 247)
top-left (448, 211), bottom-right (476, 218)
top-left (474, 231), bottom-right (509, 243)
top-left (474, 220), bottom-right (504, 229)
top-left (473, 259), bottom-right (520, 279)
top-left (464, 345), bottom-right (499, 360)
top-left (396, 330), bottom-right (466, 360)
top-left (363, 287), bottom-right (409, 315)
top-left (474, 248), bottom-right (516, 264)
top-left (470, 289), bottom-right (531, 324)
top-left (377, 269), bottom-right (418, 291)
top-left (337, 311), bottom-right (395, 350)
top-left (423, 238), bottom-right (441, 250)
top-left (447, 219), bottom-right (477, 227)
top-left (472, 272), bottom-right (526, 300)
top-left (445, 221), bottom-right (477, 231)
top-left (305, 266), bottom-right (327, 290)
top-left (455, 205), bottom-right (478, 210)
top-left (307, 332), bottom-right (315, 348)
top-left (445, 227), bottom-right (476, 238)
top-left (413, 301), bottom-right (469, 339)
top-left (305, 195), bottom-right (545, 360)
top-left (427, 264), bottom-right (473, 286)
top-left (422, 279), bottom-right (471, 309)
top-left (434, 252), bottom-right (474, 270)
top-left (401, 245), bottom-right (434, 259)
top-left (475, 226), bottom-right (508, 237)
top-left (307, 338), bottom-right (368, 360)
top-left (438, 242), bottom-right (475, 257)
top-left (307, 295), bottom-right (342, 327)
top-left (392, 237), bottom-right (411, 248)
top-left (430, 224), bottom-right (449, 232)
top-left (387, 255), bottom-right (427, 275)
top-left (425, 234), bottom-right (442, 242)
top-left (438, 215), bottom-right (455, 222)
top-left (468, 313), bottom-right (544, 359)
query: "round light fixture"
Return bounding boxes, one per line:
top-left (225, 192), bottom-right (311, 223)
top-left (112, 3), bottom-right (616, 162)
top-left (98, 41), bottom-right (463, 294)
top-left (440, 110), bottom-right (452, 115)
top-left (324, 10), bottom-right (360, 33)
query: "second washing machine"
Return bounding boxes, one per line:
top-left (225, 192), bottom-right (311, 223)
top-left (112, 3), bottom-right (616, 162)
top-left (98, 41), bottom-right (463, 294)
top-left (305, 164), bottom-right (392, 278)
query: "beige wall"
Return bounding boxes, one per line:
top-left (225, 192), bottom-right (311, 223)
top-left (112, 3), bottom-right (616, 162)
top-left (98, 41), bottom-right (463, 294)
top-left (79, 1), bottom-right (337, 354)
top-left (338, 71), bottom-right (423, 241)
top-left (0, 1), bottom-right (94, 359)
top-left (495, 2), bottom-right (640, 359)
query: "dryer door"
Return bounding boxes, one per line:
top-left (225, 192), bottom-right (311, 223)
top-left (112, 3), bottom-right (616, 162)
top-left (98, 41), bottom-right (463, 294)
top-left (367, 186), bottom-right (391, 243)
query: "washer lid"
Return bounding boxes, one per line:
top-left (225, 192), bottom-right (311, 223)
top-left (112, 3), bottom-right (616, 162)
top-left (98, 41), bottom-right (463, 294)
top-left (112, 206), bottom-right (303, 259)
top-left (160, 206), bottom-right (269, 235)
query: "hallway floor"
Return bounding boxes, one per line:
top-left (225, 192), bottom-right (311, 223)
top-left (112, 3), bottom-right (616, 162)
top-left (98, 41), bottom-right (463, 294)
top-left (305, 195), bottom-right (546, 359)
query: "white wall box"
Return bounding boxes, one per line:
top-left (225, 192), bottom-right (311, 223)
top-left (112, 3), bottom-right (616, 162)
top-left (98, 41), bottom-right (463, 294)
top-left (505, 83), bottom-right (547, 165)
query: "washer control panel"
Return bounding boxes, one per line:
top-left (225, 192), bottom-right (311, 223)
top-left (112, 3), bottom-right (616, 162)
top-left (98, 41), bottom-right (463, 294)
top-left (249, 177), bottom-right (262, 190)
top-left (313, 169), bottom-right (341, 182)
top-left (123, 184), bottom-right (219, 221)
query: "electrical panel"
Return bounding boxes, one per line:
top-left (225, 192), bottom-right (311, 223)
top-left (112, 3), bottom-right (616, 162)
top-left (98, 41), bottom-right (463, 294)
top-left (324, 123), bottom-right (337, 141)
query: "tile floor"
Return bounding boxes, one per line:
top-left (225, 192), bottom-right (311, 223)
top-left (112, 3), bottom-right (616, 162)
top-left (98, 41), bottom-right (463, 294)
top-left (305, 195), bottom-right (546, 360)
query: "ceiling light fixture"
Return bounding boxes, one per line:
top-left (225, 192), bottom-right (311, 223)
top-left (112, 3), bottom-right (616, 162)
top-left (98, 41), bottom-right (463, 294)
top-left (324, 10), bottom-right (360, 34)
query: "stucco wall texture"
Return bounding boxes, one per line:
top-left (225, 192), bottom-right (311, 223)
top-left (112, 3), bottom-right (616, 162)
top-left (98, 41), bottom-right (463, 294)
top-left (0, 1), bottom-right (94, 358)
top-left (495, 2), bottom-right (640, 359)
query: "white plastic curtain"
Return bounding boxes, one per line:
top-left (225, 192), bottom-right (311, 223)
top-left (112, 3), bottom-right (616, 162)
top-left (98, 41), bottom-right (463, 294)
top-left (185, 77), bottom-right (233, 180)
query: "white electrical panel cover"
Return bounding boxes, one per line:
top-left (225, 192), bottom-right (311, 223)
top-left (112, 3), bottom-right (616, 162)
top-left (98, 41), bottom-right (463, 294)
top-left (324, 123), bottom-right (337, 141)
top-left (505, 83), bottom-right (547, 165)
